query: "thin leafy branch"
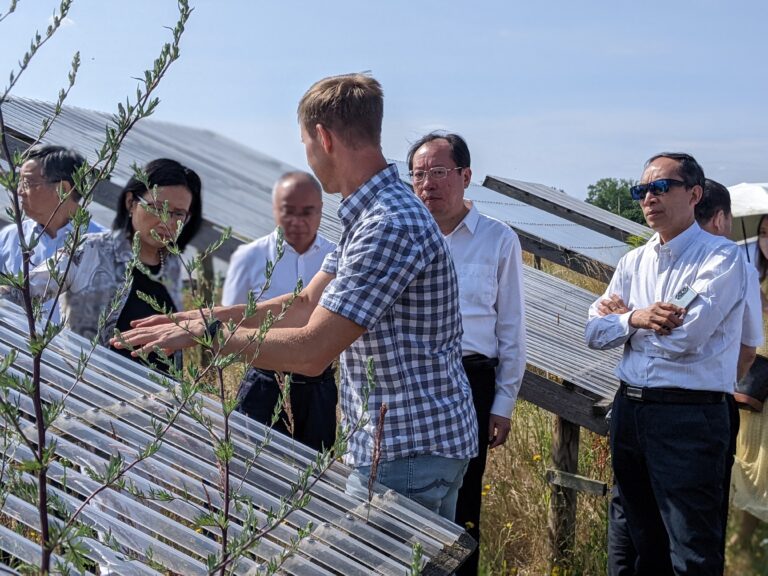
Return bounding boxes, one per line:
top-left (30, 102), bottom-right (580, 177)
top-left (0, 1), bottom-right (193, 573)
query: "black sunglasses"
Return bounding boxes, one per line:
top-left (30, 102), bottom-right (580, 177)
top-left (629, 178), bottom-right (687, 200)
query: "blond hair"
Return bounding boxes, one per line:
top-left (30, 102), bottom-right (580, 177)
top-left (297, 73), bottom-right (383, 149)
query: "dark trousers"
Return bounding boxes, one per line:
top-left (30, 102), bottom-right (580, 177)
top-left (608, 388), bottom-right (731, 576)
top-left (455, 354), bottom-right (498, 576)
top-left (235, 366), bottom-right (337, 452)
top-left (607, 394), bottom-right (740, 575)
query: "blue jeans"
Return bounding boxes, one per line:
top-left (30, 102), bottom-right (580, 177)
top-left (347, 454), bottom-right (469, 521)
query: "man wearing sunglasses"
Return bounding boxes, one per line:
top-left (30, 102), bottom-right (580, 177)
top-left (585, 153), bottom-right (750, 574)
top-left (0, 144), bottom-right (105, 321)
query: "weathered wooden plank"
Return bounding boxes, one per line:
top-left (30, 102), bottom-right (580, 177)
top-left (518, 371), bottom-right (609, 436)
top-left (545, 469), bottom-right (609, 497)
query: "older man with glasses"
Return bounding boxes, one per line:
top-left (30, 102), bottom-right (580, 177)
top-left (0, 144), bottom-right (105, 320)
top-left (221, 171), bottom-right (337, 451)
top-left (407, 131), bottom-right (526, 576)
top-left (586, 153), bottom-right (750, 575)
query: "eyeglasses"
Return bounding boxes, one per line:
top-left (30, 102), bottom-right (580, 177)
top-left (136, 196), bottom-right (191, 223)
top-left (409, 166), bottom-right (464, 183)
top-left (277, 207), bottom-right (321, 220)
top-left (629, 179), bottom-right (687, 200)
top-left (18, 178), bottom-right (56, 192)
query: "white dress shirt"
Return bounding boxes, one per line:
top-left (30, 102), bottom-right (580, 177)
top-left (0, 218), bottom-right (106, 321)
top-left (585, 222), bottom-right (749, 393)
top-left (221, 228), bottom-right (336, 305)
top-left (443, 201), bottom-right (527, 418)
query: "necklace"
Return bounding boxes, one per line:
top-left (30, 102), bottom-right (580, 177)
top-left (141, 249), bottom-right (166, 283)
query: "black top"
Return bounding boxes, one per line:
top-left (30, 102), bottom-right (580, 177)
top-left (111, 263), bottom-right (178, 374)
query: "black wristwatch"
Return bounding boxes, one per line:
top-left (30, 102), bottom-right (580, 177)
top-left (206, 318), bottom-right (222, 340)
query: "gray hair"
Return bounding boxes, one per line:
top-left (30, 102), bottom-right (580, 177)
top-left (271, 171), bottom-right (322, 202)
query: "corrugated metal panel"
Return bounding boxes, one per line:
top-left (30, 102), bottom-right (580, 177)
top-left (0, 300), bottom-right (473, 575)
top-left (522, 265), bottom-right (620, 401)
top-left (2, 97), bottom-right (345, 249)
top-left (484, 175), bottom-right (651, 243)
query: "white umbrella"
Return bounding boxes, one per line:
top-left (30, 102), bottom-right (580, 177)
top-left (727, 183), bottom-right (768, 257)
top-left (729, 182), bottom-right (768, 218)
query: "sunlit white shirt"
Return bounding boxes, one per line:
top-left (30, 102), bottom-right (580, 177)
top-left (443, 201), bottom-right (527, 418)
top-left (221, 228), bottom-right (336, 305)
top-left (0, 218), bottom-right (106, 322)
top-left (585, 222), bottom-right (749, 393)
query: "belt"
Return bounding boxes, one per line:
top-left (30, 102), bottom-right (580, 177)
top-left (254, 366), bottom-right (335, 385)
top-left (462, 354), bottom-right (499, 370)
top-left (619, 381), bottom-right (724, 404)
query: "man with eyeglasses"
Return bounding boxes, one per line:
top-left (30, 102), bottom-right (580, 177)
top-left (221, 171), bottom-right (337, 451)
top-left (0, 144), bottom-right (105, 320)
top-left (407, 132), bottom-right (525, 576)
top-left (585, 153), bottom-right (750, 575)
top-left (117, 74), bottom-right (477, 521)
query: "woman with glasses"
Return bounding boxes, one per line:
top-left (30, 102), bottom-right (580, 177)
top-left (2, 158), bottom-right (202, 374)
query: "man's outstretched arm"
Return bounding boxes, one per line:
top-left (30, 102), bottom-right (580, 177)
top-left (114, 270), bottom-right (335, 354)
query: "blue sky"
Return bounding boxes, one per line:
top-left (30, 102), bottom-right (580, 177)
top-left (2, 0), bottom-right (767, 198)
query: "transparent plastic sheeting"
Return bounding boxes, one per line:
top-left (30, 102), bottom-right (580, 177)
top-left (0, 301), bottom-right (473, 575)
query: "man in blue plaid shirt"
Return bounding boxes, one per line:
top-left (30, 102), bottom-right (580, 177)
top-left (118, 73), bottom-right (478, 520)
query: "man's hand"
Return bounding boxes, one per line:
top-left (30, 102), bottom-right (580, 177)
top-left (488, 415), bottom-right (511, 449)
top-left (628, 302), bottom-right (685, 335)
top-left (597, 294), bottom-right (630, 317)
top-left (130, 309), bottom-right (199, 329)
top-left (111, 317), bottom-right (207, 356)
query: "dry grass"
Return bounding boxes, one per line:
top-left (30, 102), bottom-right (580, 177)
top-left (479, 400), bottom-right (610, 575)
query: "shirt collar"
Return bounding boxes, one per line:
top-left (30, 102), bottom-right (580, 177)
top-left (113, 229), bottom-right (136, 263)
top-left (652, 221), bottom-right (701, 259)
top-left (29, 219), bottom-right (73, 241)
top-left (449, 200), bottom-right (480, 236)
top-left (337, 164), bottom-right (400, 228)
top-left (272, 228), bottom-right (321, 255)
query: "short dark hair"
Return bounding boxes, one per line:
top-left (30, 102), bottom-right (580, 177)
top-left (112, 158), bottom-right (203, 250)
top-left (695, 179), bottom-right (731, 226)
top-left (297, 73), bottom-right (383, 149)
top-left (25, 144), bottom-right (86, 201)
top-left (406, 132), bottom-right (471, 172)
top-left (645, 152), bottom-right (705, 189)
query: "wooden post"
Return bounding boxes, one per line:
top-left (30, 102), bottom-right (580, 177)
top-left (548, 415), bottom-right (580, 570)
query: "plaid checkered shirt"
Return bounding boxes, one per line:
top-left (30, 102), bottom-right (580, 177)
top-left (320, 164), bottom-right (478, 467)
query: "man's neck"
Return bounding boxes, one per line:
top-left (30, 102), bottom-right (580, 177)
top-left (289, 234), bottom-right (317, 255)
top-left (437, 203), bottom-right (470, 236)
top-left (657, 217), bottom-right (696, 245)
top-left (338, 150), bottom-right (388, 199)
top-left (39, 201), bottom-right (77, 238)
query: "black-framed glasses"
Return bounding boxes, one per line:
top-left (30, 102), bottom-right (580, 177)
top-left (629, 179), bottom-right (687, 200)
top-left (136, 196), bottom-right (191, 223)
top-left (409, 166), bottom-right (464, 183)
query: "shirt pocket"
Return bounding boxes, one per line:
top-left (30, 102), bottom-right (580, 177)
top-left (456, 263), bottom-right (496, 307)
